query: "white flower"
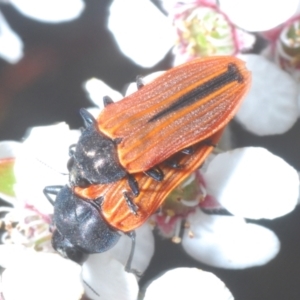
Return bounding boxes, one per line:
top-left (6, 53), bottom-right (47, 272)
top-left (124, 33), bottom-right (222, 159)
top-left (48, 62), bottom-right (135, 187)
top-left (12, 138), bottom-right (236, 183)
top-left (156, 147), bottom-right (298, 269)
top-left (107, 0), bottom-right (296, 67)
top-left (143, 268), bottom-right (234, 300)
top-left (9, 0), bottom-right (85, 23)
top-left (0, 11), bottom-right (23, 63)
top-left (0, 245), bottom-right (83, 300)
top-left (236, 54), bottom-right (299, 135)
top-left (82, 253), bottom-right (139, 300)
top-left (0, 247), bottom-right (234, 300)
top-left (218, 0), bottom-right (299, 32)
top-left (0, 141), bottom-right (53, 252)
top-left (0, 124), bottom-right (79, 252)
top-left (204, 147), bottom-right (299, 219)
top-left (108, 0), bottom-right (175, 68)
top-left (170, 1), bottom-right (255, 65)
top-left (13, 123), bottom-right (80, 214)
top-left (259, 10), bottom-right (300, 128)
top-left (154, 147), bottom-right (298, 269)
top-left (182, 209), bottom-right (280, 268)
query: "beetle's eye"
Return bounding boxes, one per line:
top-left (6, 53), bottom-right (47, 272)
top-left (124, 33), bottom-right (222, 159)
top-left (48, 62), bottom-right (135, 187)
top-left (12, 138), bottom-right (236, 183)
top-left (66, 248), bottom-right (88, 265)
top-left (67, 157), bottom-right (74, 171)
top-left (76, 177), bottom-right (91, 188)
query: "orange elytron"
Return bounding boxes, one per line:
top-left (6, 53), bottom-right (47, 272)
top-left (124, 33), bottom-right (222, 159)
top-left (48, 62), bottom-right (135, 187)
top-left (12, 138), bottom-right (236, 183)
top-left (68, 56), bottom-right (251, 193)
top-left (97, 56), bottom-right (251, 172)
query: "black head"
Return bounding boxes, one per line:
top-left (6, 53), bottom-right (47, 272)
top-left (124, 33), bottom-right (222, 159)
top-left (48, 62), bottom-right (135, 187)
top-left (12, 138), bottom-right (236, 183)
top-left (68, 109), bottom-right (127, 187)
top-left (44, 185), bottom-right (121, 264)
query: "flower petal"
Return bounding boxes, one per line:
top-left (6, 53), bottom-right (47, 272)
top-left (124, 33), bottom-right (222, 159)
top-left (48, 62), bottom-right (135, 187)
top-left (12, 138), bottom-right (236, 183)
top-left (0, 12), bottom-right (23, 63)
top-left (108, 224), bottom-right (155, 274)
top-left (14, 123), bottom-right (80, 214)
top-left (1, 251), bottom-right (83, 300)
top-left (79, 226), bottom-right (153, 298)
top-left (0, 141), bottom-right (20, 159)
top-left (204, 147), bottom-right (299, 219)
top-left (219, 0), bottom-right (298, 31)
top-left (144, 267), bottom-right (234, 300)
top-left (82, 253), bottom-right (139, 300)
top-left (108, 0), bottom-right (175, 67)
top-left (0, 244), bottom-right (26, 268)
top-left (182, 209), bottom-right (280, 269)
top-left (10, 0), bottom-right (85, 23)
top-left (84, 78), bottom-right (123, 109)
top-left (236, 54), bottom-right (298, 135)
top-left (84, 223), bottom-right (154, 282)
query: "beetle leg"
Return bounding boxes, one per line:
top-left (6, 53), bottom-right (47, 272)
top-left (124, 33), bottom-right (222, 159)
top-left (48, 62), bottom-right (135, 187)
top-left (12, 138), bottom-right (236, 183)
top-left (43, 185), bottom-right (64, 206)
top-left (113, 137), bottom-right (123, 145)
top-left (165, 159), bottom-right (182, 169)
top-left (144, 167), bottom-right (164, 181)
top-left (79, 108), bottom-right (97, 128)
top-left (92, 196), bottom-right (104, 210)
top-left (82, 280), bottom-right (100, 298)
top-left (123, 192), bottom-right (138, 215)
top-left (127, 174), bottom-right (139, 196)
top-left (181, 146), bottom-right (194, 155)
top-left (136, 75), bottom-right (144, 89)
top-left (201, 207), bottom-right (233, 216)
top-left (124, 231), bottom-right (141, 276)
top-left (103, 95), bottom-right (114, 107)
top-left (201, 139), bottom-right (217, 147)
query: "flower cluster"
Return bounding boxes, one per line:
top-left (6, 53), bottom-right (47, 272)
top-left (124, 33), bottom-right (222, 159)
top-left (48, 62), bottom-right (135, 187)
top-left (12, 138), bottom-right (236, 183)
top-left (0, 0), bottom-right (300, 299)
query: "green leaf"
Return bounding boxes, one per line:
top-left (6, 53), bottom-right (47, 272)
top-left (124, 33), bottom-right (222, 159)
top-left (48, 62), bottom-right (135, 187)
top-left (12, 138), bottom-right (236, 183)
top-left (0, 158), bottom-right (16, 197)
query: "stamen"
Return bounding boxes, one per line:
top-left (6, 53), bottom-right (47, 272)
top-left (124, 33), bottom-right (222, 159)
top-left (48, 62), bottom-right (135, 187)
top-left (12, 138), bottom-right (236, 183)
top-left (171, 219), bottom-right (182, 244)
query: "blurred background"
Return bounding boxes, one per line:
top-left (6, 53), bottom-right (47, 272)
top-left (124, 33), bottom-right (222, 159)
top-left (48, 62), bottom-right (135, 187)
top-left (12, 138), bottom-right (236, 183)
top-left (0, 1), bottom-right (300, 299)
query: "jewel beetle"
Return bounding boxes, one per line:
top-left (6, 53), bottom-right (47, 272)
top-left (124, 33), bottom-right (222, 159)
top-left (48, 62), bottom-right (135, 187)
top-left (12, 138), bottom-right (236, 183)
top-left (68, 56), bottom-right (251, 196)
top-left (44, 129), bottom-right (223, 270)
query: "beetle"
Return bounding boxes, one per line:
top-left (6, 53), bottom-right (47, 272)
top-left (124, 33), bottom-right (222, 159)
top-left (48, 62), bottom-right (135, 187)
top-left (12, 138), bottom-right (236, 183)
top-left (44, 129), bottom-right (223, 270)
top-left (68, 56), bottom-right (251, 196)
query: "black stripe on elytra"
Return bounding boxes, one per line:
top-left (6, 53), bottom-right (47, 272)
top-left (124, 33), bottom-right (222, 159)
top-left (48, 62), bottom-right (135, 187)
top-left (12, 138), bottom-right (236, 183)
top-left (148, 63), bottom-right (243, 123)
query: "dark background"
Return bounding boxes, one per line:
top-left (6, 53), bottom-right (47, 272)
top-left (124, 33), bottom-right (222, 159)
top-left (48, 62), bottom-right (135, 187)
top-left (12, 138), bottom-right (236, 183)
top-left (1, 1), bottom-right (300, 299)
